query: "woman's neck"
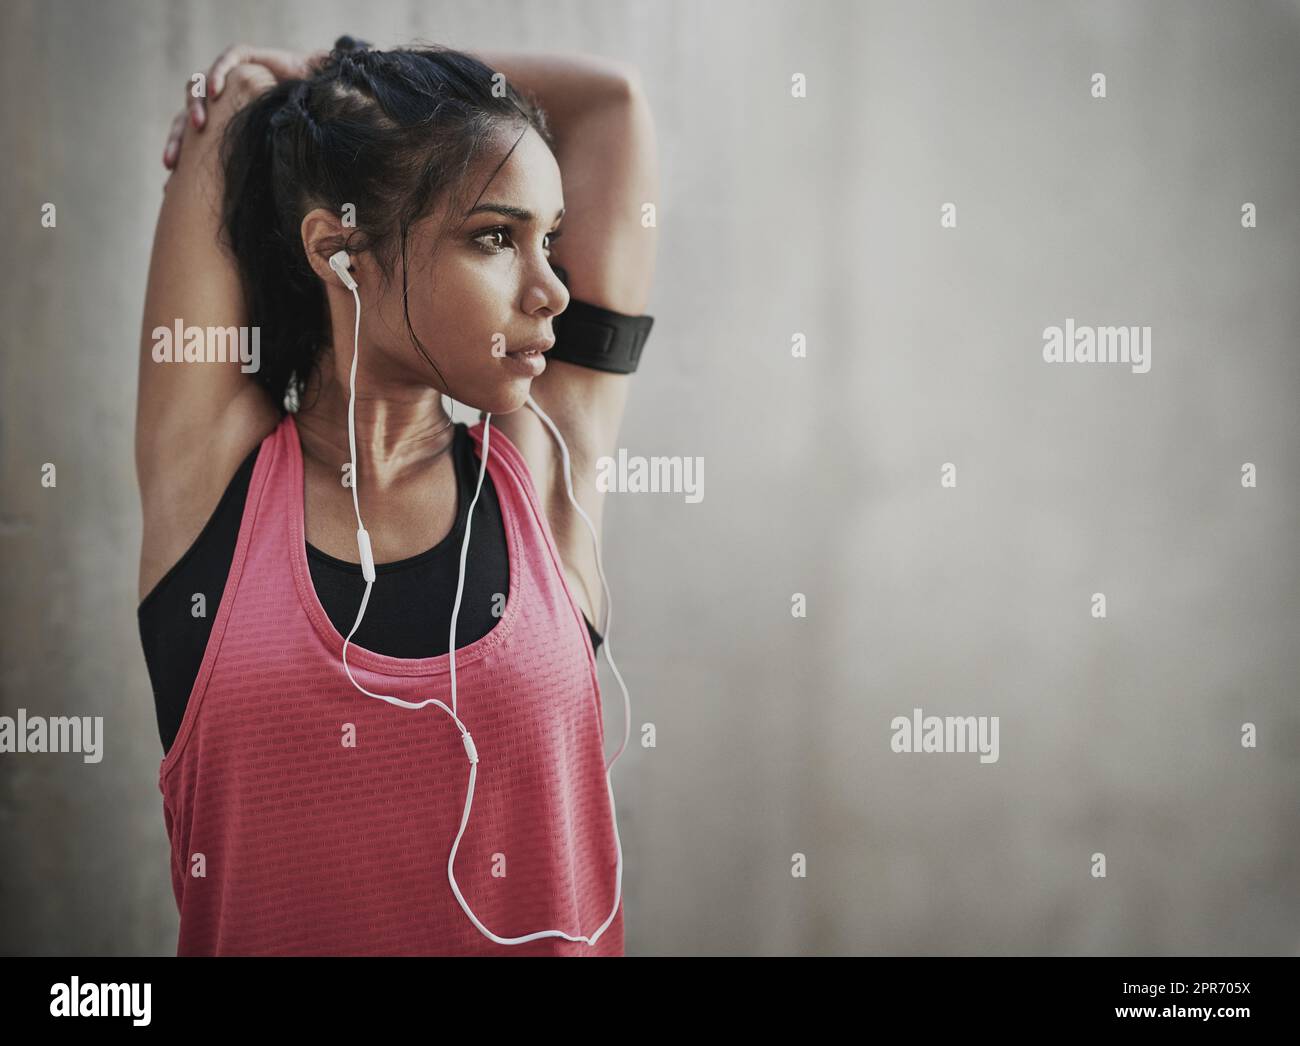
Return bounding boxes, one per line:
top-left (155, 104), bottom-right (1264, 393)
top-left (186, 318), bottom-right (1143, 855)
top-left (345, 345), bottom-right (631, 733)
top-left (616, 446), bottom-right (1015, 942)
top-left (293, 349), bottom-right (456, 490)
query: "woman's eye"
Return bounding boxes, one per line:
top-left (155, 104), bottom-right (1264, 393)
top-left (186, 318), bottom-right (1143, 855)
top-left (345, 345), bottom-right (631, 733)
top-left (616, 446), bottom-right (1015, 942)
top-left (474, 226), bottom-right (562, 254)
top-left (475, 228), bottom-right (510, 252)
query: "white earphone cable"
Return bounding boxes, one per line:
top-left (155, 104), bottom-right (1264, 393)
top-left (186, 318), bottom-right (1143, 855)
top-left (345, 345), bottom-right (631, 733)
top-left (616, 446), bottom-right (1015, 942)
top-left (332, 257), bottom-right (626, 947)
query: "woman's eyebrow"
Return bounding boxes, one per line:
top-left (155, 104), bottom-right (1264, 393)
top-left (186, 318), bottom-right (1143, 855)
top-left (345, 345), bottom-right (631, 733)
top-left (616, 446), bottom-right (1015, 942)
top-left (464, 202), bottom-right (566, 223)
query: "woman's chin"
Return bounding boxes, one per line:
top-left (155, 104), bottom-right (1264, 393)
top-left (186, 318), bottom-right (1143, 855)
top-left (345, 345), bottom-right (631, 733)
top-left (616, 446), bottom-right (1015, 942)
top-left (466, 381), bottom-right (533, 417)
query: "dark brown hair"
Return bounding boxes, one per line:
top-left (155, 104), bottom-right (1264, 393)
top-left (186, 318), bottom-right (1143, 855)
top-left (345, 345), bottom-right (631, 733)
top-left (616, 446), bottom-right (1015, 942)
top-left (221, 35), bottom-right (556, 411)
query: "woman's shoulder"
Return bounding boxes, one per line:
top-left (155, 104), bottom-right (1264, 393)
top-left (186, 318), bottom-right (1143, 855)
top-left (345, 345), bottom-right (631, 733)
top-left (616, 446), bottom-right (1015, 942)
top-left (137, 396), bottom-right (283, 603)
top-left (138, 439), bottom-right (263, 613)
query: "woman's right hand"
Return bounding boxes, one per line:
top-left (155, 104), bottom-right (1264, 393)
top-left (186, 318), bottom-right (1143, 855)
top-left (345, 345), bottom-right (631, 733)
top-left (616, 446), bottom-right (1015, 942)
top-left (163, 44), bottom-right (328, 169)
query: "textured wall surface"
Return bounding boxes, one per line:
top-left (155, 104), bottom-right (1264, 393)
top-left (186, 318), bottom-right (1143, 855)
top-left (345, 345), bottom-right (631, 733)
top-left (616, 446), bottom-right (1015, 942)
top-left (1, 0), bottom-right (1297, 956)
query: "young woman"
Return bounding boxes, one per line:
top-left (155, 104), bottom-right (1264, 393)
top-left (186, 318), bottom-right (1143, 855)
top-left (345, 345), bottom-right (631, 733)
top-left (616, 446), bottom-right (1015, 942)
top-left (135, 37), bottom-right (657, 956)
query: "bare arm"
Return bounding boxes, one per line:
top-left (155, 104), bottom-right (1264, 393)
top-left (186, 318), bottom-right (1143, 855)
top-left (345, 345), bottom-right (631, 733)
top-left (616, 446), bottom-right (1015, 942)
top-left (135, 63), bottom-right (284, 600)
top-left (471, 51), bottom-right (660, 628)
top-left (469, 52), bottom-right (657, 313)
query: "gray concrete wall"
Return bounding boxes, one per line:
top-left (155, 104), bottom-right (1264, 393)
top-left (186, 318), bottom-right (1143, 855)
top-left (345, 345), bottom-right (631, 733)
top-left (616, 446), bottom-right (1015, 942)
top-left (1, 0), bottom-right (1297, 955)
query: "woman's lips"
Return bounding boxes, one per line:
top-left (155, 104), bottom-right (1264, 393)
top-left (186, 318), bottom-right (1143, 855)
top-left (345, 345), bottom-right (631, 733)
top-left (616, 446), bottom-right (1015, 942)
top-left (507, 338), bottom-right (555, 356)
top-left (502, 339), bottom-right (553, 377)
top-left (502, 345), bottom-right (548, 376)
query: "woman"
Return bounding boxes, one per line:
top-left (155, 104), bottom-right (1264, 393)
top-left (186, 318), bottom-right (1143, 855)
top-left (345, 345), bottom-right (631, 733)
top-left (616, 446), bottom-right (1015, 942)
top-left (135, 36), bottom-right (657, 956)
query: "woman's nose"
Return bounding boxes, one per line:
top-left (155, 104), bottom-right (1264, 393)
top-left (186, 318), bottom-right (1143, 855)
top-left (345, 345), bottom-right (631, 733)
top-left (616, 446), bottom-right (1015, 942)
top-left (525, 268), bottom-right (570, 317)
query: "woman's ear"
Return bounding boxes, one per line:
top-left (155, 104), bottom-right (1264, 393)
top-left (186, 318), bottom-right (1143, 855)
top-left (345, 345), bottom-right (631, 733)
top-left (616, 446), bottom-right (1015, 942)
top-left (300, 207), bottom-right (354, 285)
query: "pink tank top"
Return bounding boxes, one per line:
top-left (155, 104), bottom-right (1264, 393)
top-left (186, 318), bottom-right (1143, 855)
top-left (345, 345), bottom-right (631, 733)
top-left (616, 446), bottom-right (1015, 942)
top-left (157, 413), bottom-right (623, 956)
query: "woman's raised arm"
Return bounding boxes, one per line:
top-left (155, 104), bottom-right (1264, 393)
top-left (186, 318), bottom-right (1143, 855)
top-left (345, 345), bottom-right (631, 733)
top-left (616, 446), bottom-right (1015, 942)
top-left (135, 61), bottom-right (284, 600)
top-left (467, 52), bottom-right (659, 631)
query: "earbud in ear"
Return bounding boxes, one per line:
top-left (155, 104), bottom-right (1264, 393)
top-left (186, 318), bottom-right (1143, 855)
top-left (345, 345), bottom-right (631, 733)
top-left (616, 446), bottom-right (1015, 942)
top-left (329, 250), bottom-right (358, 291)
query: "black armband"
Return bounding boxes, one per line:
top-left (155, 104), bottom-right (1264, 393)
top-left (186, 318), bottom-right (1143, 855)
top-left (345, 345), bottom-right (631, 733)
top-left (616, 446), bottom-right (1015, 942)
top-left (549, 298), bottom-right (655, 375)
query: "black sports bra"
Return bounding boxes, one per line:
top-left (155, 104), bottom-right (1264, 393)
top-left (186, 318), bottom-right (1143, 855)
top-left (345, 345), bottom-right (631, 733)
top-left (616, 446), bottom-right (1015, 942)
top-left (138, 420), bottom-right (603, 756)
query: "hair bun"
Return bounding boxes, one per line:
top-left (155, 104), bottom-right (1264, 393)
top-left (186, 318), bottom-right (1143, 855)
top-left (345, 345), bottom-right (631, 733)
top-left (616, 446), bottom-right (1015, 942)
top-left (333, 35), bottom-right (372, 53)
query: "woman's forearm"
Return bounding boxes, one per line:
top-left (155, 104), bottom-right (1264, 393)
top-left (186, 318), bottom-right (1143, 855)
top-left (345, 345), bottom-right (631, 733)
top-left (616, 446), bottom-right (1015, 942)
top-left (470, 50), bottom-right (657, 313)
top-left (137, 69), bottom-right (271, 481)
top-left (468, 50), bottom-right (634, 139)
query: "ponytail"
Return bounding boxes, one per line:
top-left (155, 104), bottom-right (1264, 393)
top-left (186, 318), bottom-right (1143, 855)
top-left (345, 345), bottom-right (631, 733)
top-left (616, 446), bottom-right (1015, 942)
top-left (221, 79), bottom-right (326, 412)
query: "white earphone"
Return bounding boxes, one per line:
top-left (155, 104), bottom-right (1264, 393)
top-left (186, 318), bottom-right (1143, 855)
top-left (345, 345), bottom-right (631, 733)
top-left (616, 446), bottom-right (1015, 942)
top-left (326, 249), bottom-right (630, 947)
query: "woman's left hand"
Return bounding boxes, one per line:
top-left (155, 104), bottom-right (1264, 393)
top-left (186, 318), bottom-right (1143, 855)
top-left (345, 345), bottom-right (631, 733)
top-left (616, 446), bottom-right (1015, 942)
top-left (163, 43), bottom-right (328, 169)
